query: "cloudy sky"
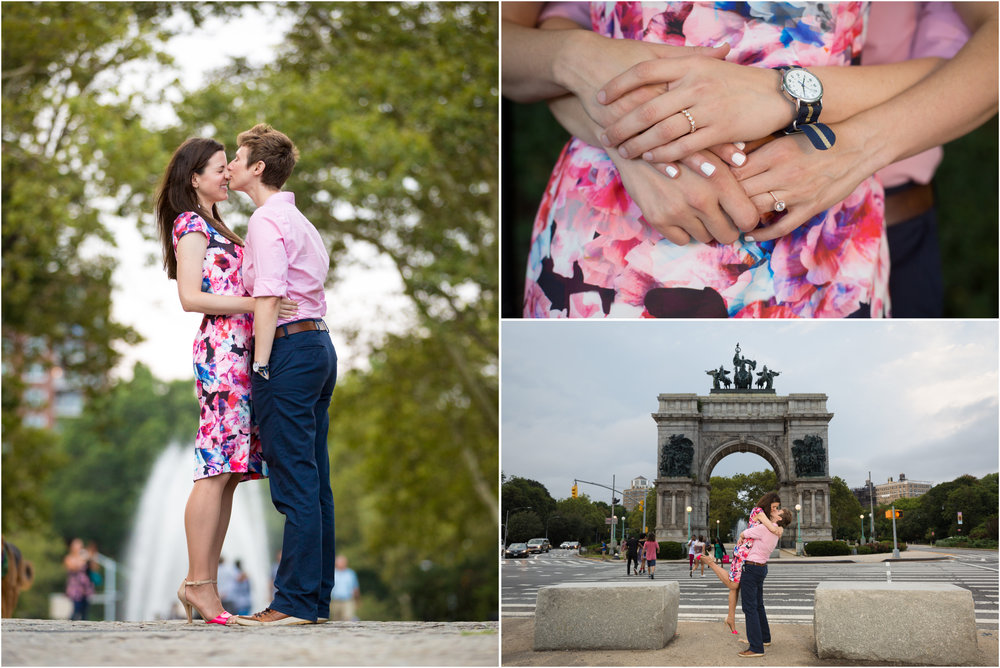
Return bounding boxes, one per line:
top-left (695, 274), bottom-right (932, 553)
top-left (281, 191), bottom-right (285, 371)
top-left (501, 320), bottom-right (999, 501)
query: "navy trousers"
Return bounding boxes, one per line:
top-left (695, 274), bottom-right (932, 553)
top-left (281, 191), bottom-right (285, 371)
top-left (886, 208), bottom-right (943, 318)
top-left (740, 562), bottom-right (770, 654)
top-left (252, 324), bottom-right (337, 621)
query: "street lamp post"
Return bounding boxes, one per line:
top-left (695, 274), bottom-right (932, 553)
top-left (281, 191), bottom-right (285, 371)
top-left (686, 506), bottom-right (693, 543)
top-left (860, 514), bottom-right (865, 545)
top-left (794, 503), bottom-right (802, 556)
top-left (716, 519), bottom-right (720, 542)
top-left (502, 506), bottom-right (532, 555)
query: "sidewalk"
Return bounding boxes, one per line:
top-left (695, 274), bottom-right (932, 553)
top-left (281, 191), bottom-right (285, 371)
top-left (501, 618), bottom-right (998, 666)
top-left (1, 619), bottom-right (498, 666)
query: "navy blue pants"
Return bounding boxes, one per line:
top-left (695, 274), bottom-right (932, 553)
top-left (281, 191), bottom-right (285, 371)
top-left (252, 324), bottom-right (337, 621)
top-left (740, 562), bottom-right (770, 654)
top-left (886, 207), bottom-right (943, 318)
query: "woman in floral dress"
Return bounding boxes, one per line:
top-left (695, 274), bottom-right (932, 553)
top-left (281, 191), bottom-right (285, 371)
top-left (155, 138), bottom-right (295, 625)
top-left (503, 2), bottom-right (967, 318)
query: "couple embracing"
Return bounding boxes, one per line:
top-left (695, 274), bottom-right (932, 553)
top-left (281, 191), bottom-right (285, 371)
top-left (700, 491), bottom-right (792, 658)
top-left (155, 124), bottom-right (336, 626)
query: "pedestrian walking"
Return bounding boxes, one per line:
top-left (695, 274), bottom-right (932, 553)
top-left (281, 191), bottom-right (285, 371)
top-left (638, 534), bottom-right (647, 574)
top-left (687, 536), bottom-right (697, 576)
top-left (643, 533), bottom-right (658, 579)
top-left (625, 534), bottom-right (640, 575)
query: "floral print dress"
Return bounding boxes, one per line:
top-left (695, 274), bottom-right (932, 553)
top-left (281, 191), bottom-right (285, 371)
top-left (730, 505), bottom-right (764, 583)
top-left (523, 2), bottom-right (889, 318)
top-left (172, 212), bottom-right (266, 482)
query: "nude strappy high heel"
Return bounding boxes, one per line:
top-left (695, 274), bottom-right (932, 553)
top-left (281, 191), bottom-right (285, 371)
top-left (177, 579), bottom-right (234, 625)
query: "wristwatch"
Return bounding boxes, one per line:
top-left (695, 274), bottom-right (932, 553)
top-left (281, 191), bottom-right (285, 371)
top-left (776, 66), bottom-right (823, 131)
top-left (252, 361), bottom-right (270, 380)
top-left (775, 66), bottom-right (836, 150)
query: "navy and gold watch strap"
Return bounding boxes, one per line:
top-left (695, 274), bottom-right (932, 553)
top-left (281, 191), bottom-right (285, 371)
top-left (800, 122), bottom-right (836, 150)
top-left (773, 123), bottom-right (836, 150)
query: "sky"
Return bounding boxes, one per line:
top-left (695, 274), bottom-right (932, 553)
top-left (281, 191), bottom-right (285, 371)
top-left (105, 6), bottom-right (411, 382)
top-left (500, 320), bottom-right (999, 501)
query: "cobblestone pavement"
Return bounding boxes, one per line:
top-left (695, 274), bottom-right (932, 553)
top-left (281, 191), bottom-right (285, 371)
top-left (2, 619), bottom-right (498, 666)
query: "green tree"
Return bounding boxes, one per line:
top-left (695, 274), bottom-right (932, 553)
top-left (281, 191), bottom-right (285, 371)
top-left (507, 510), bottom-right (543, 544)
top-left (178, 2), bottom-right (498, 419)
top-left (556, 494), bottom-right (608, 544)
top-left (328, 331), bottom-right (497, 621)
top-left (45, 364), bottom-right (198, 558)
top-left (1, 0), bottom-right (237, 535)
top-left (829, 476), bottom-right (865, 540)
top-left (502, 476), bottom-right (557, 523)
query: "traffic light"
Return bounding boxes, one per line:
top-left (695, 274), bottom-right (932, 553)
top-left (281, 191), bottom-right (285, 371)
top-left (638, 500), bottom-right (644, 511)
top-left (884, 510), bottom-right (902, 519)
top-left (571, 484), bottom-right (578, 498)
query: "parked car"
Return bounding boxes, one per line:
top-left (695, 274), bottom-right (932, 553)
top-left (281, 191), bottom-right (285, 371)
top-left (505, 542), bottom-right (529, 558)
top-left (527, 538), bottom-right (550, 553)
top-left (560, 541), bottom-right (581, 550)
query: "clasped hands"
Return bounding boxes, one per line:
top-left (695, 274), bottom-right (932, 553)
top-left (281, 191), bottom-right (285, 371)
top-left (566, 37), bottom-right (863, 245)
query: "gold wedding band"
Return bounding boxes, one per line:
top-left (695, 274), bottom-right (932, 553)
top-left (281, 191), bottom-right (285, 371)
top-left (681, 108), bottom-right (696, 134)
top-left (768, 191), bottom-right (786, 213)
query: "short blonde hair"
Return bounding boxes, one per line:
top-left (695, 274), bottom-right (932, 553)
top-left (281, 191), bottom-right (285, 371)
top-left (236, 123), bottom-right (299, 189)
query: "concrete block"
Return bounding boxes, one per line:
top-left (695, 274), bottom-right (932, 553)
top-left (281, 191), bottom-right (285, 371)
top-left (814, 582), bottom-right (979, 665)
top-left (533, 581), bottom-right (678, 651)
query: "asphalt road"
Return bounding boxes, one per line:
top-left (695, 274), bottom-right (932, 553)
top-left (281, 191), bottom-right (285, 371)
top-left (502, 548), bottom-right (999, 629)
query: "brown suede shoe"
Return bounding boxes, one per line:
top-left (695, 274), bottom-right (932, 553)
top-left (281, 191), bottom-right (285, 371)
top-left (234, 607), bottom-right (312, 626)
top-left (738, 649), bottom-right (765, 658)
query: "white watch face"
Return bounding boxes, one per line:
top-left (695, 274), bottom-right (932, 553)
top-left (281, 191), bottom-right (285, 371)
top-left (784, 68), bottom-right (823, 103)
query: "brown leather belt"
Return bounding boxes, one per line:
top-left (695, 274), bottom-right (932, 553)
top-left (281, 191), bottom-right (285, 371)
top-left (275, 319), bottom-right (329, 339)
top-left (744, 560), bottom-right (767, 567)
top-left (885, 182), bottom-right (934, 228)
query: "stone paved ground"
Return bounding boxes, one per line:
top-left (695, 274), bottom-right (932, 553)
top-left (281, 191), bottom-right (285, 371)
top-left (502, 618), bottom-right (999, 667)
top-left (2, 619), bottom-right (498, 666)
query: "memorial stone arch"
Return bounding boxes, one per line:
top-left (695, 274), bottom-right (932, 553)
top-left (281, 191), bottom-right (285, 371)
top-left (653, 344), bottom-right (834, 546)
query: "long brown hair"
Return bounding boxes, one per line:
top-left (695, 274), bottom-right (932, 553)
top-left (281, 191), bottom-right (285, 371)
top-left (756, 491), bottom-right (781, 513)
top-left (155, 137), bottom-right (243, 279)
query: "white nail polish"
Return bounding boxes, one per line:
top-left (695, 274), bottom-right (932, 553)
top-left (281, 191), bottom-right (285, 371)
top-left (732, 152), bottom-right (746, 166)
top-left (735, 141), bottom-right (746, 150)
top-left (665, 165), bottom-right (679, 178)
top-left (745, 235), bottom-right (755, 242)
top-left (700, 162), bottom-right (716, 177)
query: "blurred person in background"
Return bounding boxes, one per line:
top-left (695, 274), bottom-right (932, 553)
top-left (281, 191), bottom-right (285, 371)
top-left (330, 556), bottom-right (361, 622)
top-left (232, 560), bottom-right (252, 616)
top-left (63, 538), bottom-right (94, 621)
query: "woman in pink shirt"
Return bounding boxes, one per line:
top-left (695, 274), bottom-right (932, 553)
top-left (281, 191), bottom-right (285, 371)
top-left (642, 531), bottom-right (659, 579)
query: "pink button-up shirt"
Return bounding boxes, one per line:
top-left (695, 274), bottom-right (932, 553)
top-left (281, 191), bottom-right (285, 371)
top-left (863, 2), bottom-right (969, 187)
top-left (742, 521), bottom-right (781, 565)
top-left (243, 191), bottom-right (329, 326)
